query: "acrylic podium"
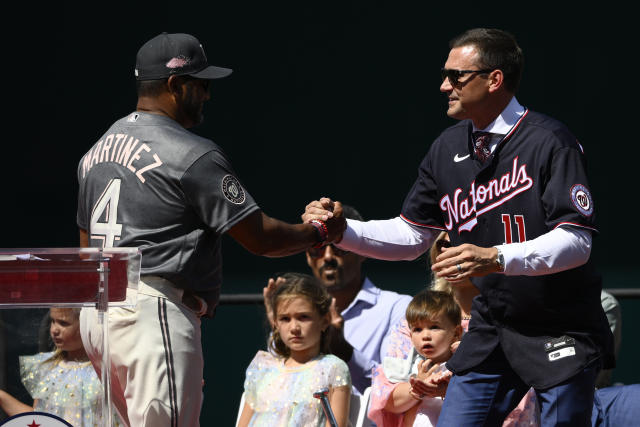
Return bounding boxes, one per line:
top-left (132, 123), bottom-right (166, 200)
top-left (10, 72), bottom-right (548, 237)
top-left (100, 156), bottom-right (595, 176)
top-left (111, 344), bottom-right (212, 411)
top-left (0, 247), bottom-right (141, 427)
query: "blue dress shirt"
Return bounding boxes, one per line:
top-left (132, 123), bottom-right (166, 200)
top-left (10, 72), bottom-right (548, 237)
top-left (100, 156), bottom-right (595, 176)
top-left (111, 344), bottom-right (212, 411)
top-left (342, 277), bottom-right (412, 395)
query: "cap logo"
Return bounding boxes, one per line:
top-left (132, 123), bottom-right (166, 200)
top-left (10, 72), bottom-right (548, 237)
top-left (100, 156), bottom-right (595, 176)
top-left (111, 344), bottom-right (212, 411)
top-left (199, 44), bottom-right (208, 62)
top-left (166, 55), bottom-right (190, 69)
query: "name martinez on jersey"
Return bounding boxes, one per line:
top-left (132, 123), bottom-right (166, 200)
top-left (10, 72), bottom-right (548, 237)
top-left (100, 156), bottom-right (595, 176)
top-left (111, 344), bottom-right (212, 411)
top-left (80, 133), bottom-right (163, 184)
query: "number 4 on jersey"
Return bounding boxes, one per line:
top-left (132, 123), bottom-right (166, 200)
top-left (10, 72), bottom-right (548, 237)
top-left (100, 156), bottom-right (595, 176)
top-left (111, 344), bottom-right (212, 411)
top-left (90, 179), bottom-right (123, 248)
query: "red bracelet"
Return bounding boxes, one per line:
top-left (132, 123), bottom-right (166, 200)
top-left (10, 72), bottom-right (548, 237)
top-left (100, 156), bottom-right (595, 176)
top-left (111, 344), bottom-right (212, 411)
top-left (309, 219), bottom-right (328, 248)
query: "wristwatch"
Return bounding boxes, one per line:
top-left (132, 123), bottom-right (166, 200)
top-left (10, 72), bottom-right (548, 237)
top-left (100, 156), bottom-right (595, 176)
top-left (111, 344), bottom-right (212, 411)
top-left (495, 247), bottom-right (505, 272)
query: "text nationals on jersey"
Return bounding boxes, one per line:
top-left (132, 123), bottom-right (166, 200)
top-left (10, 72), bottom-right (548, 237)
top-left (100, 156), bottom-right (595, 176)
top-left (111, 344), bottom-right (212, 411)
top-left (440, 156), bottom-right (533, 233)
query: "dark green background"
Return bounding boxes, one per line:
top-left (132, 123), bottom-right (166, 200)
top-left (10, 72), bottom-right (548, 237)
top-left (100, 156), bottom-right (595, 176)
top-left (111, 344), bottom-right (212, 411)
top-left (4, 1), bottom-right (637, 425)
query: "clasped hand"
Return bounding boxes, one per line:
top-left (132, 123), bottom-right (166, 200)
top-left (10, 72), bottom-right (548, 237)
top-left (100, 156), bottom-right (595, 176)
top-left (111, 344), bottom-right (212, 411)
top-left (408, 359), bottom-right (451, 400)
top-left (302, 197), bottom-right (346, 244)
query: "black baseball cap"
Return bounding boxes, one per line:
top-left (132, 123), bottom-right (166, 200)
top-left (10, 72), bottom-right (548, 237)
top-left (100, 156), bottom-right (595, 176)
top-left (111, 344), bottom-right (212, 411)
top-left (135, 32), bottom-right (232, 81)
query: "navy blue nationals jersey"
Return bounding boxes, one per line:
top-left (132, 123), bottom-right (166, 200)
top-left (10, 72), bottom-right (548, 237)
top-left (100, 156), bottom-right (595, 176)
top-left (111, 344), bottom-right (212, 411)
top-left (77, 112), bottom-right (259, 308)
top-left (401, 109), bottom-right (614, 388)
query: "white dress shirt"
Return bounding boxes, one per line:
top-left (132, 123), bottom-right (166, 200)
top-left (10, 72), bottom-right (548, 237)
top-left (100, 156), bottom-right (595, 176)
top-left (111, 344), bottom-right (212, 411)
top-left (337, 97), bottom-right (592, 275)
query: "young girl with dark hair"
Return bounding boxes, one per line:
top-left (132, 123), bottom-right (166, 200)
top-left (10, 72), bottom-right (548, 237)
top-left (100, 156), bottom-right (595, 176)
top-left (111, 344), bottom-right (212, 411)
top-left (237, 273), bottom-right (351, 427)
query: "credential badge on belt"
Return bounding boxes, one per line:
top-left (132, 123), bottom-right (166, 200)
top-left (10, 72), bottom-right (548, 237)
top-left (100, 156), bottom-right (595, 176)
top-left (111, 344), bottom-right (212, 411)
top-left (544, 336), bottom-right (576, 362)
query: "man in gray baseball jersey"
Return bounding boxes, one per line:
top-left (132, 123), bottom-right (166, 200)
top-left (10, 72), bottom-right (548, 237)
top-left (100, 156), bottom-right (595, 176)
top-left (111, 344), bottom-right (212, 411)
top-left (76, 32), bottom-right (345, 427)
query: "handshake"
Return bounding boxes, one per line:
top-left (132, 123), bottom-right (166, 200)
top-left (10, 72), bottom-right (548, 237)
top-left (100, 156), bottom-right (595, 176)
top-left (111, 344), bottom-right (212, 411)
top-left (302, 197), bottom-right (347, 247)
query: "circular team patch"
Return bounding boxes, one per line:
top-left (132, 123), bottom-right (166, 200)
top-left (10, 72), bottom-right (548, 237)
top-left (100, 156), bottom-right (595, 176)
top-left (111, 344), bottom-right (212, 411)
top-left (0, 412), bottom-right (72, 426)
top-left (221, 174), bottom-right (246, 204)
top-left (570, 184), bottom-right (593, 216)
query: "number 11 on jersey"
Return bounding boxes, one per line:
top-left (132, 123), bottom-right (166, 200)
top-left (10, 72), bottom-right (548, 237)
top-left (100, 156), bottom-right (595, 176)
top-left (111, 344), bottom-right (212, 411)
top-left (501, 214), bottom-right (526, 244)
top-left (90, 179), bottom-right (123, 248)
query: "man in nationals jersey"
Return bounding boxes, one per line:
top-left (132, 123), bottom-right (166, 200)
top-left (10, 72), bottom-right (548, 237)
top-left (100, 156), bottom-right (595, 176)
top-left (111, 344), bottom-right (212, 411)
top-left (76, 33), bottom-right (345, 427)
top-left (304, 28), bottom-right (614, 426)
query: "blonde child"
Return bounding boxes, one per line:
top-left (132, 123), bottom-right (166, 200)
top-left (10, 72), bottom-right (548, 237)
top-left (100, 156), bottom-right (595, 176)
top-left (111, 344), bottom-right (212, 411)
top-left (0, 307), bottom-right (120, 426)
top-left (378, 289), bottom-right (462, 427)
top-left (237, 272), bottom-right (351, 427)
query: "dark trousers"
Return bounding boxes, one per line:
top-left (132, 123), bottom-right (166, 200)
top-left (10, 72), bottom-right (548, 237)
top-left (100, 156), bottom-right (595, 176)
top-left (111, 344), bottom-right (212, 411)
top-left (438, 347), bottom-right (599, 426)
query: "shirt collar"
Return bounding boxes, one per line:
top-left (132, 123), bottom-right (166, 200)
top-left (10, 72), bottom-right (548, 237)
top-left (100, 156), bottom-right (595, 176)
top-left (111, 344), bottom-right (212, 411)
top-left (472, 96), bottom-right (525, 135)
top-left (341, 277), bottom-right (379, 315)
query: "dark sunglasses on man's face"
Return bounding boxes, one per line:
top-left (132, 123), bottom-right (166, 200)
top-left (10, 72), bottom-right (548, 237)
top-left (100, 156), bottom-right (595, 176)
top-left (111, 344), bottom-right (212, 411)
top-left (441, 68), bottom-right (492, 87)
top-left (307, 244), bottom-right (350, 259)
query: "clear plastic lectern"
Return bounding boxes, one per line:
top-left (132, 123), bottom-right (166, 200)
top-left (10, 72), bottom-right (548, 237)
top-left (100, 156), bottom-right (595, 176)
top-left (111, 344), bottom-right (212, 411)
top-left (0, 247), bottom-right (141, 427)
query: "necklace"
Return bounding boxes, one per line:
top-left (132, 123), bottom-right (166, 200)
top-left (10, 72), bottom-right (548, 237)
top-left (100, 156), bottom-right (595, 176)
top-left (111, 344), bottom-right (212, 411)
top-left (462, 314), bottom-right (472, 320)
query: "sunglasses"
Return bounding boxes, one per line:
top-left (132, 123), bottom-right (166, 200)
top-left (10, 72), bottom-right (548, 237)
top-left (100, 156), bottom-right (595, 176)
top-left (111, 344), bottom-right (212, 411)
top-left (307, 244), bottom-right (350, 258)
top-left (441, 68), bottom-right (492, 86)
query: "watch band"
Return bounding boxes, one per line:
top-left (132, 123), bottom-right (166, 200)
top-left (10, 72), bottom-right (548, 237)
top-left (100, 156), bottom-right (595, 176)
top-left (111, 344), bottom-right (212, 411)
top-left (495, 247), bottom-right (505, 272)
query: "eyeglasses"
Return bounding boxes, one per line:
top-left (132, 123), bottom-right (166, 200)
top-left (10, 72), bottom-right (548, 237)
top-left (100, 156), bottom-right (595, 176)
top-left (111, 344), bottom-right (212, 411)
top-left (441, 68), bottom-right (492, 86)
top-left (307, 244), bottom-right (350, 259)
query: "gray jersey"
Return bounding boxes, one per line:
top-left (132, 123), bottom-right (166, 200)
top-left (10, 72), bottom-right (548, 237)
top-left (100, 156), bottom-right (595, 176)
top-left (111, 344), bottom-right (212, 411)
top-left (77, 112), bottom-right (259, 306)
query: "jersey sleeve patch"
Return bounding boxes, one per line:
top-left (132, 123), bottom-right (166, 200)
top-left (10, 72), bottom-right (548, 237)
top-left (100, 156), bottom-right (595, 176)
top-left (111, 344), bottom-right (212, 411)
top-left (221, 174), bottom-right (246, 204)
top-left (570, 184), bottom-right (594, 217)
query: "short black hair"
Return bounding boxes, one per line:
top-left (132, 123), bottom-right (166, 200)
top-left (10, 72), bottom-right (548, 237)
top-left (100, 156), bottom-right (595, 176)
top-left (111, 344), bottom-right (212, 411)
top-left (136, 78), bottom-right (168, 98)
top-left (450, 28), bottom-right (524, 93)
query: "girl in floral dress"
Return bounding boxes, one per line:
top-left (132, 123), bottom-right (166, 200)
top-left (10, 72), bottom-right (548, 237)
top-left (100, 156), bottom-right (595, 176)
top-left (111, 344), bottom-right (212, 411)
top-left (0, 308), bottom-right (120, 426)
top-left (238, 272), bottom-right (351, 427)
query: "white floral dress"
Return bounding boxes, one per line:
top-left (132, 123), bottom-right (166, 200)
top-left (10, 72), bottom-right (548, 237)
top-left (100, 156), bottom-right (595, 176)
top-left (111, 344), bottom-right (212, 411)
top-left (20, 352), bottom-right (120, 427)
top-left (243, 351), bottom-right (351, 426)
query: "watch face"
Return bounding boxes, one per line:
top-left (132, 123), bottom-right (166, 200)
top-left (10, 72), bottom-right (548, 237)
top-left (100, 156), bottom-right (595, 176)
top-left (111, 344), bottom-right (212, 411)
top-left (496, 250), bottom-right (505, 271)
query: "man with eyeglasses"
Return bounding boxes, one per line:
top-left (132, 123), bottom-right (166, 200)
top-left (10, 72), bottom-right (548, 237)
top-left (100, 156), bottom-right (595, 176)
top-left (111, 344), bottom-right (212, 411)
top-left (303, 28), bottom-right (614, 426)
top-left (76, 32), bottom-right (346, 427)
